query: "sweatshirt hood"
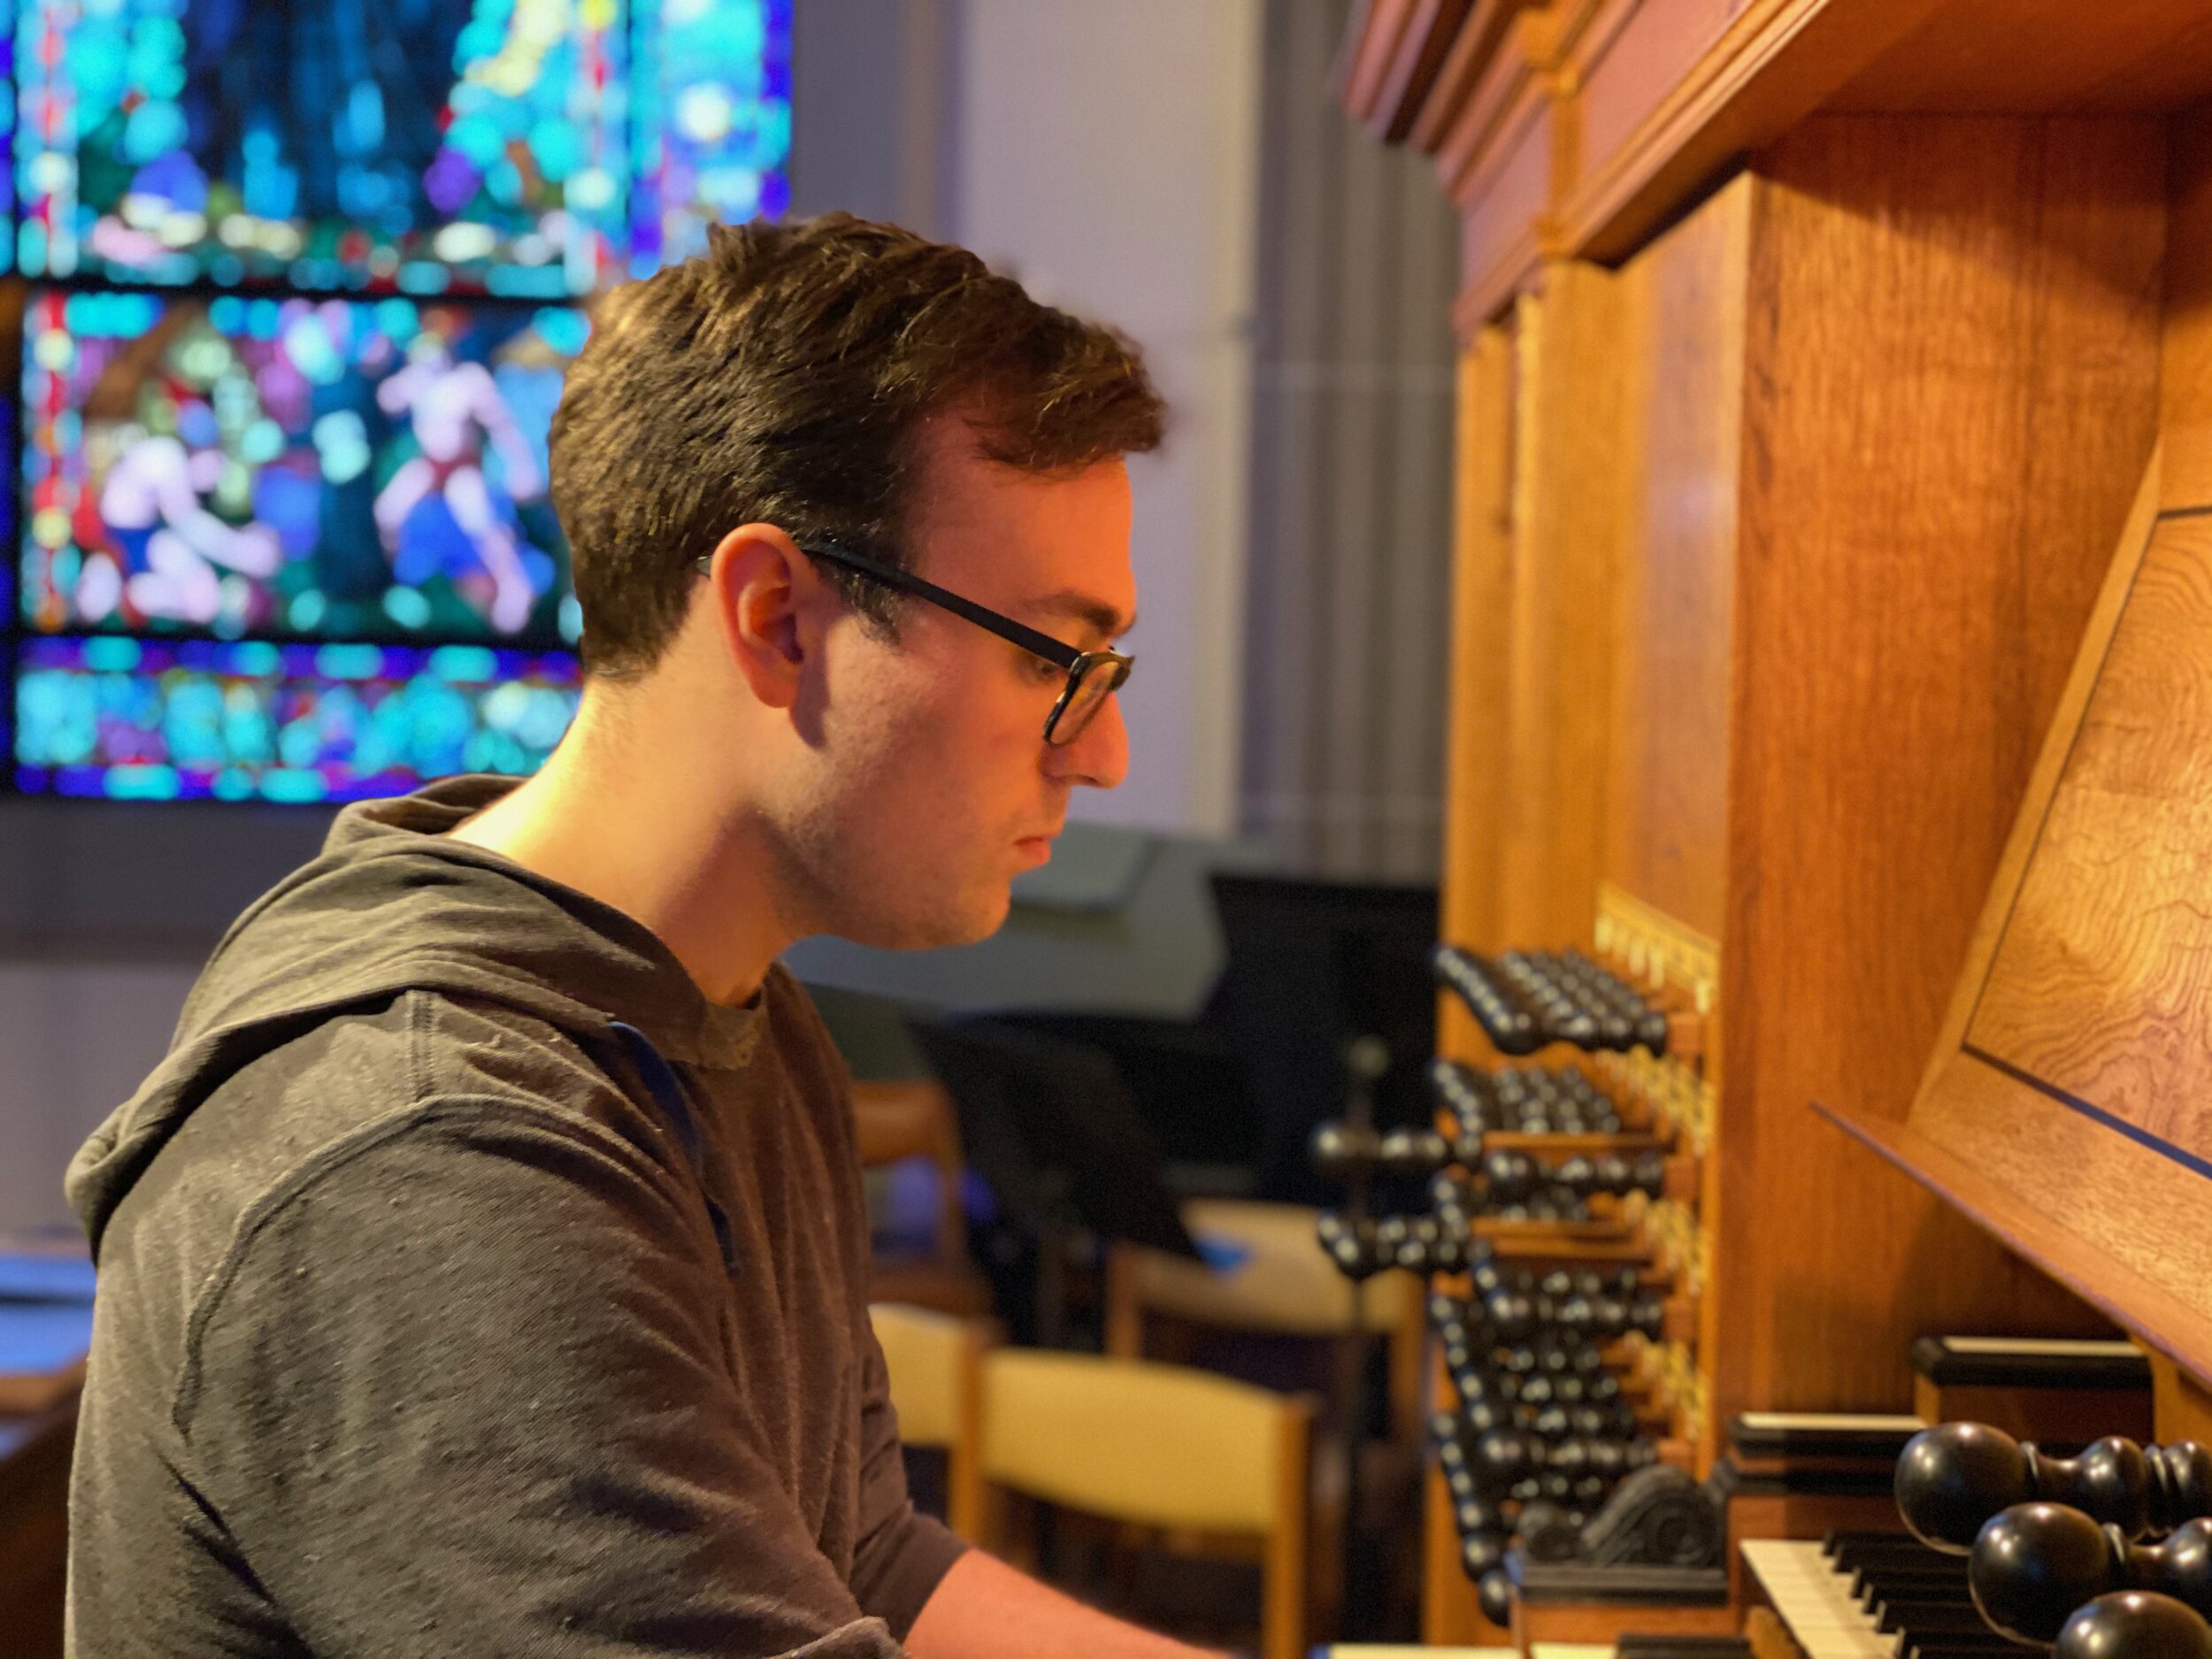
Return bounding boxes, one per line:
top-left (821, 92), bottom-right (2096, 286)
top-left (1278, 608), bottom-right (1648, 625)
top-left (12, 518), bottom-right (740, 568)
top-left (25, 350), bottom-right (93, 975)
top-left (67, 773), bottom-right (768, 1255)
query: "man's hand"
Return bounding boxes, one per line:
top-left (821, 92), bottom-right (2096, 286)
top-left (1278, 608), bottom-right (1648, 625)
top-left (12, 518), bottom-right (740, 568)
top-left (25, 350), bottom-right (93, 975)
top-left (904, 1548), bottom-right (1230, 1659)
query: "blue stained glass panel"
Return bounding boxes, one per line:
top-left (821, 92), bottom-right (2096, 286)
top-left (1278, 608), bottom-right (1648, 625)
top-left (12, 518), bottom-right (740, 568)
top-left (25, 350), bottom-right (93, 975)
top-left (628, 0), bottom-right (790, 275)
top-left (14, 0), bottom-right (629, 292)
top-left (12, 634), bottom-right (580, 800)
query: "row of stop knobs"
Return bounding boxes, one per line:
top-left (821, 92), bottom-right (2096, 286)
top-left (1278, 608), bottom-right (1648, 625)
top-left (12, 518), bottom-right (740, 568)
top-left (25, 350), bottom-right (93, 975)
top-left (1898, 1420), bottom-right (2212, 1655)
top-left (1310, 1120), bottom-right (1671, 1278)
top-left (1311, 1120), bottom-right (1667, 1195)
top-left (1431, 1282), bottom-right (1663, 1623)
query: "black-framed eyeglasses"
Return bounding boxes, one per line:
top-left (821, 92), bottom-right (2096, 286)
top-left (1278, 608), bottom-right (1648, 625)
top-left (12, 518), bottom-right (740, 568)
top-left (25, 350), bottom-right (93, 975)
top-left (695, 537), bottom-right (1133, 748)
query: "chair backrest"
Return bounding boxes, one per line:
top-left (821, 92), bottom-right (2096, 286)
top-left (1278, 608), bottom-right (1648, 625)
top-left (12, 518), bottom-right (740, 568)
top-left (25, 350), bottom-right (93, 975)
top-left (868, 1301), bottom-right (989, 1541)
top-left (980, 1349), bottom-right (1312, 1659)
top-left (983, 1350), bottom-right (1307, 1534)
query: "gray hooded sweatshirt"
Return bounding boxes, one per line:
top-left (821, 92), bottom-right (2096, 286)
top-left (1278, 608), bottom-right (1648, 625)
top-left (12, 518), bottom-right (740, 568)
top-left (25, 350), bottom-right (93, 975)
top-left (64, 774), bottom-right (964, 1658)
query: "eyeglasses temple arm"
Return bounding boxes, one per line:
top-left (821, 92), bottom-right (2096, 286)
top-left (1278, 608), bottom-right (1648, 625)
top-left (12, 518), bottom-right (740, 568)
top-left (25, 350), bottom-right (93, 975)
top-left (799, 541), bottom-right (1084, 669)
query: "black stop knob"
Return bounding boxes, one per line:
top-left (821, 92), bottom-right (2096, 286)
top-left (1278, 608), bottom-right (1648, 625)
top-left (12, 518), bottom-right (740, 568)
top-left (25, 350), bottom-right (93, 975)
top-left (1315, 1212), bottom-right (1385, 1280)
top-left (1898, 1422), bottom-right (2036, 1552)
top-left (1309, 1121), bottom-right (1381, 1181)
top-left (1477, 1567), bottom-right (1515, 1625)
top-left (1378, 1126), bottom-right (1450, 1177)
top-left (1482, 1148), bottom-right (1540, 1206)
top-left (1476, 1429), bottom-right (1540, 1486)
top-left (1484, 1288), bottom-right (1539, 1344)
top-left (1970, 1503), bottom-right (2118, 1644)
top-left (1459, 1531), bottom-right (1506, 1577)
top-left (2055, 1593), bottom-right (2212, 1659)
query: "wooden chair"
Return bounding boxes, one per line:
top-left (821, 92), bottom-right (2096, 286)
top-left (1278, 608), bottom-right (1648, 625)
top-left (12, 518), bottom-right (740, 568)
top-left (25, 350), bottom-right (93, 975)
top-left (867, 1302), bottom-right (991, 1541)
top-left (1102, 1198), bottom-right (1426, 1440)
top-left (851, 1079), bottom-right (991, 1317)
top-left (979, 1348), bottom-right (1314, 1659)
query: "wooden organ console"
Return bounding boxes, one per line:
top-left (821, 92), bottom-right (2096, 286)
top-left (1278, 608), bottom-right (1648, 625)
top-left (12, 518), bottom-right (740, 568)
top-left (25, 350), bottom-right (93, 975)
top-left (1334, 0), bottom-right (2212, 1650)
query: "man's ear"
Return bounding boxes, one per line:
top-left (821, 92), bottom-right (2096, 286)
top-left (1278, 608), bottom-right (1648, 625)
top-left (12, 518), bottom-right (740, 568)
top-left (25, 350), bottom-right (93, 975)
top-left (700, 524), bottom-right (826, 710)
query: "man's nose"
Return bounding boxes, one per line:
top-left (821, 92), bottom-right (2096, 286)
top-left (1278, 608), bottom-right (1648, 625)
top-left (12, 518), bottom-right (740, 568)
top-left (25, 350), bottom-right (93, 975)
top-left (1047, 689), bottom-right (1128, 789)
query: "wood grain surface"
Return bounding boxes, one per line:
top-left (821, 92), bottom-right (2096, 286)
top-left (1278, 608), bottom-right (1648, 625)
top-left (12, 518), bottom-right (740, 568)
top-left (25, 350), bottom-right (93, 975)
top-left (1916, 457), bottom-right (2167, 1102)
top-left (1493, 258), bottom-right (1625, 950)
top-left (1567, 0), bottom-right (1739, 202)
top-left (1438, 332), bottom-right (1519, 994)
top-left (1828, 1082), bottom-right (2212, 1384)
top-left (1601, 173), bottom-right (1747, 941)
top-left (1557, 0), bottom-right (1945, 265)
top-left (1339, 0), bottom-right (1425, 127)
top-left (1966, 518), bottom-right (2212, 1160)
top-left (2165, 106), bottom-right (2212, 511)
top-left (1709, 114), bottom-right (2163, 1418)
top-left (1438, 8), bottom-right (1554, 206)
top-left (1368, 0), bottom-right (1480, 141)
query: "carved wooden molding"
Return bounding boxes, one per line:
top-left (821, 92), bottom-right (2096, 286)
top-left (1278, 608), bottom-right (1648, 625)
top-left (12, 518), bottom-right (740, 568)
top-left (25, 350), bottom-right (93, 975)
top-left (1555, 0), bottom-right (1942, 264)
top-left (1340, 0), bottom-right (1479, 141)
top-left (1408, 0), bottom-right (1548, 153)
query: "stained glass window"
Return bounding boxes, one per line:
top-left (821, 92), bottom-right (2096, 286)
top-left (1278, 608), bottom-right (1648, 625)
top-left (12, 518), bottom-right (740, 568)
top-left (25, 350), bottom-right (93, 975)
top-left (14, 634), bottom-right (580, 801)
top-left (15, 0), bottom-right (631, 294)
top-left (4, 0), bottom-right (793, 801)
top-left (629, 0), bottom-right (789, 275)
top-left (22, 287), bottom-right (588, 647)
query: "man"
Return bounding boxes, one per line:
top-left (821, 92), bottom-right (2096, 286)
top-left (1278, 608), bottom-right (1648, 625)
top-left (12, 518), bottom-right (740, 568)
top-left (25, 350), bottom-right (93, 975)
top-left (66, 214), bottom-right (1218, 1657)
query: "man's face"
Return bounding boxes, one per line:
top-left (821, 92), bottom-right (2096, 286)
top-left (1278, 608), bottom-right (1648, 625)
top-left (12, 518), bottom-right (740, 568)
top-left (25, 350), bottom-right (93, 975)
top-left (772, 419), bottom-right (1136, 949)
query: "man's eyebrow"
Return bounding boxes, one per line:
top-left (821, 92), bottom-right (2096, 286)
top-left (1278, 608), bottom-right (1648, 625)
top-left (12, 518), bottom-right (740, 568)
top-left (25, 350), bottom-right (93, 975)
top-left (1028, 590), bottom-right (1136, 641)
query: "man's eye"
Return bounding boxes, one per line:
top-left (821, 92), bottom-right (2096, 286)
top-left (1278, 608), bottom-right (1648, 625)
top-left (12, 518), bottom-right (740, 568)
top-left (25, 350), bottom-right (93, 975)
top-left (1032, 657), bottom-right (1064, 685)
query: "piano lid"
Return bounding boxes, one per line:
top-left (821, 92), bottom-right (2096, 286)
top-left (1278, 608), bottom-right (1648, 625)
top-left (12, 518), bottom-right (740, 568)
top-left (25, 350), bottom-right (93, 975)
top-left (1819, 448), bottom-right (2212, 1381)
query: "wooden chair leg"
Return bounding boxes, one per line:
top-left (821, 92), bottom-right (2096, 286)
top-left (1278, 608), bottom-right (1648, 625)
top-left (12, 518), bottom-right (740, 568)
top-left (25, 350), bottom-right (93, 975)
top-left (949, 1321), bottom-right (989, 1542)
top-left (1263, 1396), bottom-right (1315, 1659)
top-left (1387, 1276), bottom-right (1427, 1443)
top-left (1102, 1242), bottom-right (1144, 1359)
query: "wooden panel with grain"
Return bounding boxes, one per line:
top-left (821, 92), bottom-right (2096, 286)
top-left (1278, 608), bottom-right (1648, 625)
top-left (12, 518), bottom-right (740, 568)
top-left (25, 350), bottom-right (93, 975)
top-left (1824, 1083), bottom-right (2212, 1388)
top-left (1964, 517), bottom-right (2212, 1160)
top-left (2165, 104), bottom-right (2212, 512)
top-left (1711, 114), bottom-right (2165, 1418)
top-left (1493, 259), bottom-right (1626, 951)
top-left (1438, 6), bottom-right (1555, 206)
top-left (1874, 479), bottom-right (2212, 1383)
top-left (1912, 1058), bottom-right (2212, 1366)
top-left (1557, 0), bottom-right (1947, 265)
top-left (1601, 173), bottom-right (1748, 941)
top-left (1439, 330), bottom-right (1521, 1010)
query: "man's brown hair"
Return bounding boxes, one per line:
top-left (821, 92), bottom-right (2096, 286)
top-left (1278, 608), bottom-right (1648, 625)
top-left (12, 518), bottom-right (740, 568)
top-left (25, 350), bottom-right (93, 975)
top-left (550, 212), bottom-right (1165, 679)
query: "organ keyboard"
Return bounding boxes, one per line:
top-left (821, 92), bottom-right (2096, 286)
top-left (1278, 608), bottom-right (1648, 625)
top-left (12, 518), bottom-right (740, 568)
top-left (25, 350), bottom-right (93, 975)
top-left (1744, 1533), bottom-right (2064, 1659)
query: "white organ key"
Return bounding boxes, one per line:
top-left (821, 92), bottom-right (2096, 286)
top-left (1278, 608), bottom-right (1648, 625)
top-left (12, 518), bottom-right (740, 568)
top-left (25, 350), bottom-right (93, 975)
top-left (1740, 1539), bottom-right (1896, 1658)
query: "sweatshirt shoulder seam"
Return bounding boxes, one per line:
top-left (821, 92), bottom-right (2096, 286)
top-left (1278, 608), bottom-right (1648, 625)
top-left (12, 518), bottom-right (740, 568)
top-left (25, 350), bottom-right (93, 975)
top-left (168, 1083), bottom-right (693, 1439)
